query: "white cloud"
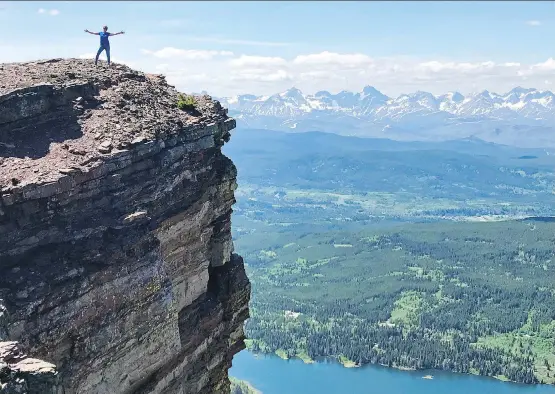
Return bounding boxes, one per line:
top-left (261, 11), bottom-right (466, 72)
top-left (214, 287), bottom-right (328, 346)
top-left (229, 55), bottom-right (287, 68)
top-left (155, 63), bottom-right (170, 71)
top-left (38, 8), bottom-right (59, 16)
top-left (526, 20), bottom-right (541, 26)
top-left (170, 73), bottom-right (210, 83)
top-left (231, 69), bottom-right (292, 82)
top-left (186, 73), bottom-right (209, 81)
top-left (299, 71), bottom-right (345, 81)
top-left (141, 47), bottom-right (233, 60)
top-left (502, 62), bottom-right (521, 68)
top-left (418, 60), bottom-right (496, 74)
top-left (70, 47), bottom-right (555, 97)
top-left (293, 51), bottom-right (373, 67)
top-left (532, 58), bottom-right (555, 71)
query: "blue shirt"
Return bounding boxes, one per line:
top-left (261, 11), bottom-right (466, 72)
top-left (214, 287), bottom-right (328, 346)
top-left (99, 32), bottom-right (110, 47)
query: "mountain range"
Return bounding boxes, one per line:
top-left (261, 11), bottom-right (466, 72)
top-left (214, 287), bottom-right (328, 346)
top-left (217, 86), bottom-right (555, 148)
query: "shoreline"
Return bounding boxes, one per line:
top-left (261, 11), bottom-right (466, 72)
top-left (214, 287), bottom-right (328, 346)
top-left (247, 350), bottom-right (550, 387)
top-left (380, 363), bottom-right (417, 372)
top-left (230, 377), bottom-right (261, 394)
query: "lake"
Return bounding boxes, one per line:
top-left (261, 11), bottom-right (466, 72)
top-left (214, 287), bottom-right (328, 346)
top-left (230, 350), bottom-right (555, 394)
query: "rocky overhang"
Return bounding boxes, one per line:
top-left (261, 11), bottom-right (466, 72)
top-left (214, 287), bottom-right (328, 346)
top-left (0, 58), bottom-right (250, 394)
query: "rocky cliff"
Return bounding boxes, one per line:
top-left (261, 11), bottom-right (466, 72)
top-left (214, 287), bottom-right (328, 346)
top-left (0, 59), bottom-right (250, 393)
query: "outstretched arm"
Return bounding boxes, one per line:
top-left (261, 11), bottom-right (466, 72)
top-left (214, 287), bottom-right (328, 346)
top-left (110, 31), bottom-right (125, 36)
top-left (84, 29), bottom-right (99, 35)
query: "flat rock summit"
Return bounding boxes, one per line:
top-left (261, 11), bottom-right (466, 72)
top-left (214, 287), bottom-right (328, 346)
top-left (0, 58), bottom-right (250, 393)
top-left (0, 58), bottom-right (230, 190)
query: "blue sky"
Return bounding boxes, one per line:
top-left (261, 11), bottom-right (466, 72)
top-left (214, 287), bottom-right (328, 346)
top-left (1, 1), bottom-right (554, 96)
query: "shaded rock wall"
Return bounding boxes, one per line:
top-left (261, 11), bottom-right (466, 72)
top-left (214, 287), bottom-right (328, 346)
top-left (0, 59), bottom-right (250, 393)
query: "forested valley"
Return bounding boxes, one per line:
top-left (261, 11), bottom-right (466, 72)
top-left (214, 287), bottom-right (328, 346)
top-left (224, 129), bottom-right (555, 385)
top-left (240, 220), bottom-right (555, 384)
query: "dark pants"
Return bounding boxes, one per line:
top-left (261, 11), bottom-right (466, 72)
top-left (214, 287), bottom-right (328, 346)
top-left (95, 45), bottom-right (111, 65)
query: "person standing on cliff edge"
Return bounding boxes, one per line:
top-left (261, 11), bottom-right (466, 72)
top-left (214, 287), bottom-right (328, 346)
top-left (84, 26), bottom-right (125, 66)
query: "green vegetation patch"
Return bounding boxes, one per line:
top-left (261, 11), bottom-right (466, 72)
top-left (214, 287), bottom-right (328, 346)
top-left (388, 291), bottom-right (425, 327)
top-left (230, 377), bottom-right (261, 394)
top-left (339, 355), bottom-right (359, 368)
top-left (275, 348), bottom-right (289, 360)
top-left (476, 315), bottom-right (555, 384)
top-left (241, 219), bottom-right (555, 385)
top-left (177, 93), bottom-right (197, 111)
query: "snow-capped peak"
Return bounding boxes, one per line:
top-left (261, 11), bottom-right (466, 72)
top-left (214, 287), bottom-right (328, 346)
top-left (360, 85), bottom-right (385, 99)
top-left (280, 87), bottom-right (304, 99)
top-left (508, 86), bottom-right (537, 96)
top-left (439, 92), bottom-right (464, 102)
top-left (218, 85), bottom-right (555, 128)
top-left (314, 90), bottom-right (333, 98)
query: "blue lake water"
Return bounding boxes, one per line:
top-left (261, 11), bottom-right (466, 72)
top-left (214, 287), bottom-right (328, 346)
top-left (230, 350), bottom-right (555, 394)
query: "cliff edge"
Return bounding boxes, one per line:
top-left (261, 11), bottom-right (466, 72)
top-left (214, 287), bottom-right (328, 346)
top-left (0, 58), bottom-right (250, 393)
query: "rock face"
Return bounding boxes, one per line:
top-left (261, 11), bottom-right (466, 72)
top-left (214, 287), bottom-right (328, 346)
top-left (0, 341), bottom-right (58, 393)
top-left (0, 59), bottom-right (250, 393)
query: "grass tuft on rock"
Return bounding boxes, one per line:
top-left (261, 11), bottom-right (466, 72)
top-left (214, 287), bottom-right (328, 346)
top-left (177, 93), bottom-right (197, 111)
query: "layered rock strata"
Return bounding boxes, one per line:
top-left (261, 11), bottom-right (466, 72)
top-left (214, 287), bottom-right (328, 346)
top-left (0, 59), bottom-right (250, 393)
